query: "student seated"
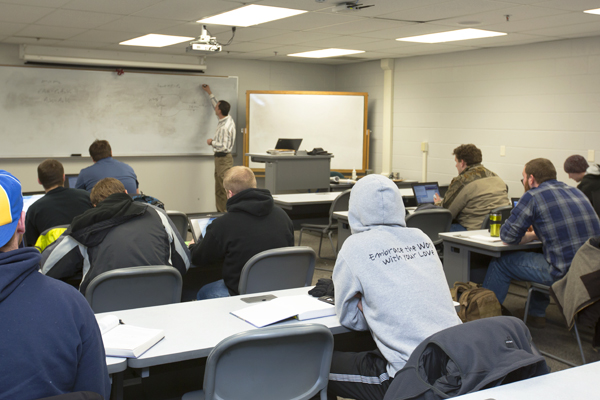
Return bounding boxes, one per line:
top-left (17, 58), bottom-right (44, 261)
top-left (25, 159), bottom-right (92, 248)
top-left (563, 154), bottom-right (600, 205)
top-left (328, 175), bottom-right (462, 400)
top-left (434, 144), bottom-right (510, 231)
top-left (190, 166), bottom-right (294, 299)
top-left (0, 170), bottom-right (109, 399)
top-left (41, 178), bottom-right (190, 295)
top-left (483, 158), bottom-right (600, 328)
top-left (76, 139), bottom-right (140, 195)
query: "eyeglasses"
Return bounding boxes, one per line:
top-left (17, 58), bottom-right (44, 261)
top-left (521, 178), bottom-right (524, 186)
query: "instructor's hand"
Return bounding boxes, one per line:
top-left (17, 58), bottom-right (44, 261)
top-left (207, 138), bottom-right (213, 145)
top-left (201, 84), bottom-right (212, 94)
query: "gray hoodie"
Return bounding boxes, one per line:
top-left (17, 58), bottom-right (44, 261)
top-left (333, 175), bottom-right (461, 378)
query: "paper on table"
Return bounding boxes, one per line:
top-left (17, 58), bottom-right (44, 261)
top-left (469, 234), bottom-right (503, 242)
top-left (96, 315), bottom-right (165, 358)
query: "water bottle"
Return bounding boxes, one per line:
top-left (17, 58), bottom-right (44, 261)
top-left (489, 212), bottom-right (502, 237)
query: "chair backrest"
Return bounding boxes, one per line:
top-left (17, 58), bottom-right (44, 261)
top-left (85, 266), bottom-right (182, 313)
top-left (166, 210), bottom-right (189, 239)
top-left (238, 246), bottom-right (316, 295)
top-left (202, 323), bottom-right (334, 400)
top-left (480, 204), bottom-right (514, 229)
top-left (327, 189), bottom-right (351, 227)
top-left (405, 208), bottom-right (452, 246)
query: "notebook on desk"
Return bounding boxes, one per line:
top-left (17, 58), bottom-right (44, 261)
top-left (411, 182), bottom-right (440, 206)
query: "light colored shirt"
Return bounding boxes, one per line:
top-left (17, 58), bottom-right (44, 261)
top-left (209, 94), bottom-right (235, 153)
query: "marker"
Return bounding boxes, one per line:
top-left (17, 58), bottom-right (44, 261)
top-left (70, 154), bottom-right (81, 157)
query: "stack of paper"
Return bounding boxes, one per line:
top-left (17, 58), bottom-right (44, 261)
top-left (231, 295), bottom-right (336, 328)
top-left (97, 315), bottom-right (165, 358)
top-left (267, 149), bottom-right (295, 156)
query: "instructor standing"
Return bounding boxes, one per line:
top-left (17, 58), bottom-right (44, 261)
top-left (202, 84), bottom-right (235, 212)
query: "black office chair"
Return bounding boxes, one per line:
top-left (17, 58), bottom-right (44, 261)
top-left (238, 246), bottom-right (316, 295)
top-left (166, 210), bottom-right (189, 240)
top-left (405, 208), bottom-right (453, 247)
top-left (481, 205), bottom-right (513, 229)
top-left (298, 189), bottom-right (351, 259)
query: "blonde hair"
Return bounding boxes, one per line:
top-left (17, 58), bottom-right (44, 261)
top-left (223, 166), bottom-right (256, 195)
top-left (91, 177), bottom-right (126, 205)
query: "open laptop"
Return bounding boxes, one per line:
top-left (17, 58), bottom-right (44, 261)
top-left (189, 213), bottom-right (224, 242)
top-left (64, 174), bottom-right (79, 188)
top-left (22, 194), bottom-right (45, 214)
top-left (275, 138), bottom-right (303, 152)
top-left (411, 182), bottom-right (441, 206)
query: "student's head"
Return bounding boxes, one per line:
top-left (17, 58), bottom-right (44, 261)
top-left (563, 155), bottom-right (588, 183)
top-left (0, 170), bottom-right (25, 251)
top-left (90, 177), bottom-right (126, 206)
top-left (523, 158), bottom-right (557, 191)
top-left (223, 166), bottom-right (256, 198)
top-left (37, 159), bottom-right (64, 190)
top-left (216, 100), bottom-right (230, 117)
top-left (89, 140), bottom-right (112, 162)
top-left (452, 144), bottom-right (482, 173)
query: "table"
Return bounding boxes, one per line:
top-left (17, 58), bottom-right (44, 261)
top-left (247, 153), bottom-right (333, 194)
top-left (273, 192), bottom-right (344, 227)
top-left (106, 357), bottom-right (127, 400)
top-left (452, 361), bottom-right (600, 399)
top-left (96, 287), bottom-right (347, 372)
top-left (440, 230), bottom-right (543, 287)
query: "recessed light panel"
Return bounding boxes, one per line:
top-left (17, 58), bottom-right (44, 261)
top-left (198, 5), bottom-right (307, 27)
top-left (584, 8), bottom-right (600, 15)
top-left (288, 49), bottom-right (365, 58)
top-left (397, 28), bottom-right (506, 43)
top-left (120, 34), bottom-right (193, 47)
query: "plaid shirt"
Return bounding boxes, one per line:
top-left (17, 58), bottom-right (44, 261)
top-left (209, 94), bottom-right (235, 153)
top-left (501, 180), bottom-right (600, 279)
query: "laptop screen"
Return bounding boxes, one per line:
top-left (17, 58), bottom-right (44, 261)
top-left (275, 138), bottom-right (302, 151)
top-left (22, 194), bottom-right (44, 214)
top-left (189, 215), bottom-right (223, 242)
top-left (64, 174), bottom-right (79, 188)
top-left (412, 182), bottom-right (440, 205)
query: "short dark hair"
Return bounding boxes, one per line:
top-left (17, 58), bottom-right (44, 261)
top-left (217, 100), bottom-right (231, 117)
top-left (37, 159), bottom-right (64, 190)
top-left (90, 177), bottom-right (125, 205)
top-left (223, 166), bottom-right (256, 195)
top-left (563, 155), bottom-right (588, 174)
top-left (525, 158), bottom-right (557, 185)
top-left (89, 140), bottom-right (112, 162)
top-left (452, 144), bottom-right (482, 166)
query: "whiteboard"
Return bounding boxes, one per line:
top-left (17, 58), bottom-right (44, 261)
top-left (0, 65), bottom-right (238, 157)
top-left (245, 91), bottom-right (368, 172)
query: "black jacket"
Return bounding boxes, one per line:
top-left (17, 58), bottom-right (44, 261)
top-left (383, 316), bottom-right (549, 400)
top-left (40, 193), bottom-right (190, 294)
top-left (190, 188), bottom-right (294, 295)
top-left (24, 186), bottom-right (92, 246)
top-left (578, 173), bottom-right (600, 205)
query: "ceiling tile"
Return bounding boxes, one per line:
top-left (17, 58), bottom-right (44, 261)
top-left (524, 21), bottom-right (600, 38)
top-left (63, 0), bottom-right (164, 15)
top-left (0, 22), bottom-right (27, 36)
top-left (308, 18), bottom-right (412, 35)
top-left (219, 42), bottom-right (279, 52)
top-left (96, 16), bottom-right (182, 33)
top-left (384, 0), bottom-right (517, 22)
top-left (298, 35), bottom-right (384, 48)
top-left (68, 29), bottom-right (142, 43)
top-left (484, 11), bottom-right (598, 33)
top-left (535, 0), bottom-right (600, 12)
top-left (1, 0), bottom-right (71, 6)
top-left (14, 25), bottom-right (85, 40)
top-left (0, 3), bottom-right (54, 24)
top-left (256, 31), bottom-right (339, 45)
top-left (3, 36), bottom-right (62, 45)
top-left (55, 40), bottom-right (110, 49)
top-left (35, 9), bottom-right (122, 29)
top-left (157, 22), bottom-right (231, 37)
top-left (432, 4), bottom-right (570, 28)
top-left (133, 0), bottom-right (236, 22)
top-left (258, 10), bottom-right (365, 31)
top-left (229, 27), bottom-right (289, 42)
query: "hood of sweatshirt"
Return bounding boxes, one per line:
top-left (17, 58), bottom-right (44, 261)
top-left (0, 247), bottom-right (41, 303)
top-left (348, 174), bottom-right (406, 234)
top-left (587, 163), bottom-right (600, 176)
top-left (69, 192), bottom-right (147, 247)
top-left (226, 188), bottom-right (274, 217)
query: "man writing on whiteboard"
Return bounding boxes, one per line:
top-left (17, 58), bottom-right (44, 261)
top-left (202, 84), bottom-right (235, 213)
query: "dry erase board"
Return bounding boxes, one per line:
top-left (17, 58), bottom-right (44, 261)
top-left (244, 91), bottom-right (369, 173)
top-left (0, 65), bottom-right (238, 157)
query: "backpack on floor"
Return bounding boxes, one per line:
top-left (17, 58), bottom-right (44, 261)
top-left (451, 281), bottom-right (502, 322)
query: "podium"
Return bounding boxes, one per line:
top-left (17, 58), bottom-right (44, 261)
top-left (247, 153), bottom-right (333, 194)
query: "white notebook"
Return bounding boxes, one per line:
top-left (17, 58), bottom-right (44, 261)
top-left (97, 315), bottom-right (165, 358)
top-left (231, 295), bottom-right (336, 328)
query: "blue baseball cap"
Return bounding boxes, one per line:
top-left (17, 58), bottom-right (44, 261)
top-left (0, 170), bottom-right (23, 248)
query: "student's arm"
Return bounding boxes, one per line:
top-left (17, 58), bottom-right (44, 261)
top-left (440, 177), bottom-right (464, 209)
top-left (190, 224), bottom-right (225, 269)
top-left (332, 254), bottom-right (369, 331)
top-left (500, 194), bottom-right (535, 245)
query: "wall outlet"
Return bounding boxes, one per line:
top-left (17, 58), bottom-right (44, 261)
top-left (500, 145), bottom-right (506, 157)
top-left (588, 149), bottom-right (595, 162)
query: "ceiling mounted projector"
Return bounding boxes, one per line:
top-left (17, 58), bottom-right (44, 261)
top-left (332, 1), bottom-right (374, 12)
top-left (186, 25), bottom-right (222, 54)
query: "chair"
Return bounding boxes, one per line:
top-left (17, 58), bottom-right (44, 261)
top-left (167, 210), bottom-right (189, 239)
top-left (238, 246), bottom-right (316, 295)
top-left (523, 282), bottom-right (586, 367)
top-left (85, 266), bottom-right (182, 313)
top-left (298, 189), bottom-right (351, 259)
top-left (182, 323), bottom-right (334, 400)
top-left (481, 204), bottom-right (514, 229)
top-left (405, 208), bottom-right (452, 246)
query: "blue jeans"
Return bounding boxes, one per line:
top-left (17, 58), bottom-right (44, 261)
top-left (450, 223), bottom-right (467, 232)
top-left (196, 279), bottom-right (231, 300)
top-left (483, 251), bottom-right (555, 317)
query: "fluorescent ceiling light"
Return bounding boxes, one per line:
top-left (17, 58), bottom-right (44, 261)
top-left (397, 28), bottom-right (506, 43)
top-left (584, 8), bottom-right (600, 15)
top-left (120, 34), bottom-right (193, 47)
top-left (288, 49), bottom-right (364, 58)
top-left (197, 5), bottom-right (307, 27)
